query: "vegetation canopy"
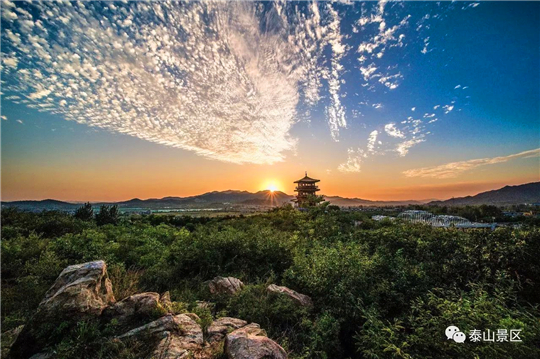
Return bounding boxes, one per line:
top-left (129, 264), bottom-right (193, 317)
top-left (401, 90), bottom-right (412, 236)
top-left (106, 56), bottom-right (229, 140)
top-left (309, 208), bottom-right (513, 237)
top-left (1, 206), bottom-right (539, 358)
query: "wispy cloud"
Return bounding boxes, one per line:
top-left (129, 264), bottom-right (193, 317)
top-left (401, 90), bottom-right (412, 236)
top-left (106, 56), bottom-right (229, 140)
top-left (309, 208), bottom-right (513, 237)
top-left (2, 1), bottom-right (359, 164)
top-left (367, 130), bottom-right (379, 152)
top-left (384, 123), bottom-right (404, 138)
top-left (403, 148), bottom-right (540, 178)
top-left (1, 0), bottom-right (469, 167)
top-left (338, 147), bottom-right (365, 173)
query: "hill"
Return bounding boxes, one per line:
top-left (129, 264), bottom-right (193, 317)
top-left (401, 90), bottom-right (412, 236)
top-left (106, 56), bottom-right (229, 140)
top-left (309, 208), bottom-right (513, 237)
top-left (5, 183), bottom-right (537, 211)
top-left (429, 182), bottom-right (540, 206)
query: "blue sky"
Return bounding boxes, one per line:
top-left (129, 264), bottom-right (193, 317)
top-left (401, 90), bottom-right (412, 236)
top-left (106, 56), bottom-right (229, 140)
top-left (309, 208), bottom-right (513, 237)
top-left (1, 1), bottom-right (539, 201)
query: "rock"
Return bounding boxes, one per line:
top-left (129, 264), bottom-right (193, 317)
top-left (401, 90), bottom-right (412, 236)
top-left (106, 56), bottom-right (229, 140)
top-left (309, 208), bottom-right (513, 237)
top-left (117, 313), bottom-right (204, 358)
top-left (208, 276), bottom-right (244, 295)
top-left (267, 284), bottom-right (312, 307)
top-left (225, 323), bottom-right (287, 359)
top-left (40, 260), bottom-right (116, 315)
top-left (207, 317), bottom-right (248, 343)
top-left (28, 354), bottom-right (52, 359)
top-left (1, 325), bottom-right (24, 358)
top-left (103, 292), bottom-right (161, 324)
top-left (9, 260), bottom-right (115, 359)
top-left (152, 331), bottom-right (191, 359)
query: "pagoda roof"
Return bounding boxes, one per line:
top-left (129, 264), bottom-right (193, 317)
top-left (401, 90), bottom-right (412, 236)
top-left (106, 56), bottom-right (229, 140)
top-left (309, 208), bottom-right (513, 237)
top-left (294, 172), bottom-right (320, 183)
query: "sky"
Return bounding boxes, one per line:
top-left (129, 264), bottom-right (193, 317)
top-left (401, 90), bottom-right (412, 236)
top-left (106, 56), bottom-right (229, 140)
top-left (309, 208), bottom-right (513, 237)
top-left (1, 0), bottom-right (539, 202)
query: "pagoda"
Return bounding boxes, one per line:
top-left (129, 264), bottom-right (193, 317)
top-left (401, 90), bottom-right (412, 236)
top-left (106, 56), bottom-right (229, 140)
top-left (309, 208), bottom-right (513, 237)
top-left (293, 172), bottom-right (320, 207)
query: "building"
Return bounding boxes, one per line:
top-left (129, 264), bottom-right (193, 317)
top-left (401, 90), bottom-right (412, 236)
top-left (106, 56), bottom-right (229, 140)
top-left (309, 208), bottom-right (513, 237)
top-left (293, 172), bottom-right (320, 207)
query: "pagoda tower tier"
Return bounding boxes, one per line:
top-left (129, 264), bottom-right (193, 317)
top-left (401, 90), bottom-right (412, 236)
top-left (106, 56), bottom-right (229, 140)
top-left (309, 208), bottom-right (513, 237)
top-left (293, 171), bottom-right (320, 207)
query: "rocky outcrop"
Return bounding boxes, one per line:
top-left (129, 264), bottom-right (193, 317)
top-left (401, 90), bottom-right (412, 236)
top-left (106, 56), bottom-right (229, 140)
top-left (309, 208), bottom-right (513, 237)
top-left (116, 313), bottom-right (204, 358)
top-left (208, 276), bottom-right (244, 295)
top-left (103, 292), bottom-right (161, 324)
top-left (225, 323), bottom-right (287, 359)
top-left (207, 317), bottom-right (248, 343)
top-left (40, 260), bottom-right (115, 316)
top-left (7, 261), bottom-right (287, 359)
top-left (1, 325), bottom-right (24, 358)
top-left (9, 260), bottom-right (115, 359)
top-left (267, 284), bottom-right (313, 307)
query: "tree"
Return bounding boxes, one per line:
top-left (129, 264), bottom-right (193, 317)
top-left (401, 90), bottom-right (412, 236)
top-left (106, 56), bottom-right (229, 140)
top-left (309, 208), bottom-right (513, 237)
top-left (95, 205), bottom-right (120, 226)
top-left (302, 194), bottom-right (326, 208)
top-left (74, 202), bottom-right (94, 221)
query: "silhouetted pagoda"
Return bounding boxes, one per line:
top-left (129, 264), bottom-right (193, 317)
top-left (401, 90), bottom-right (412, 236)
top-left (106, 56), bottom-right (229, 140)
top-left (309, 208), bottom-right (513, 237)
top-left (293, 172), bottom-right (320, 207)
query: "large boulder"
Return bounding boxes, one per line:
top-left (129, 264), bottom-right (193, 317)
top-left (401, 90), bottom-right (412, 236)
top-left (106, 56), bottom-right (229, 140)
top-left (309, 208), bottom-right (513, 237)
top-left (225, 323), bottom-right (287, 359)
top-left (9, 260), bottom-right (115, 359)
top-left (267, 284), bottom-right (312, 307)
top-left (117, 313), bottom-right (204, 358)
top-left (207, 317), bottom-right (248, 343)
top-left (208, 276), bottom-right (244, 295)
top-left (40, 260), bottom-right (116, 315)
top-left (103, 292), bottom-right (162, 325)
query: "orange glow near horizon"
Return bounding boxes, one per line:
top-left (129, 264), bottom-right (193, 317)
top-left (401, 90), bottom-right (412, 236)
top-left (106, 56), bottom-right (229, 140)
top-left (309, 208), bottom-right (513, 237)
top-left (261, 179), bottom-right (282, 194)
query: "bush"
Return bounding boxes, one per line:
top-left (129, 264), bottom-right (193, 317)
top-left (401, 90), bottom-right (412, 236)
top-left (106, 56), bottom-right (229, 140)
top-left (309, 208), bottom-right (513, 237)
top-left (95, 205), bottom-right (120, 226)
top-left (2, 208), bottom-right (539, 358)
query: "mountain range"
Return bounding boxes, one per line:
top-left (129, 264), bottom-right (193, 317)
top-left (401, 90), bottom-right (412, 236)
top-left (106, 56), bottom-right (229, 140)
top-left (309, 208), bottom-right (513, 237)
top-left (3, 182), bottom-right (539, 211)
top-left (428, 182), bottom-right (540, 206)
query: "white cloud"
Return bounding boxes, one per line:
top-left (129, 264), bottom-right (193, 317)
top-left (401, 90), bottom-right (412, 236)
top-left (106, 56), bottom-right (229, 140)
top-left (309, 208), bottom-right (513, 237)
top-left (2, 56), bottom-right (18, 69)
top-left (2, 2), bottom-right (337, 164)
top-left (443, 104), bottom-right (454, 114)
top-left (338, 147), bottom-right (365, 173)
top-left (411, 107), bottom-right (416, 111)
top-left (403, 148), bottom-right (540, 178)
top-left (396, 137), bottom-right (425, 156)
top-left (325, 3), bottom-right (348, 141)
top-left (356, 1), bottom-right (409, 90)
top-left (367, 130), bottom-right (379, 152)
top-left (384, 123), bottom-right (405, 138)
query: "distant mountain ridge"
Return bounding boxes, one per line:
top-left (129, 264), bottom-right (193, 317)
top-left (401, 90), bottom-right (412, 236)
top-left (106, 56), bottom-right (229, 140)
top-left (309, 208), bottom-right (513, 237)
top-left (429, 182), bottom-right (540, 206)
top-left (3, 190), bottom-right (428, 210)
top-left (3, 182), bottom-right (538, 211)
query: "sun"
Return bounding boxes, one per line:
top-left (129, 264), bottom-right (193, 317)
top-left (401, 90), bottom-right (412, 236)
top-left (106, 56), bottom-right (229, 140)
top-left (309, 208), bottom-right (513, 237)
top-left (267, 184), bottom-right (278, 193)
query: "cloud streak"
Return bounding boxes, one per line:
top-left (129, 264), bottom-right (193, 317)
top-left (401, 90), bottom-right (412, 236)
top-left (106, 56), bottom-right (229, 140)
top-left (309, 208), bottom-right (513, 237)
top-left (1, 1), bottom-right (357, 164)
top-left (403, 148), bottom-right (540, 178)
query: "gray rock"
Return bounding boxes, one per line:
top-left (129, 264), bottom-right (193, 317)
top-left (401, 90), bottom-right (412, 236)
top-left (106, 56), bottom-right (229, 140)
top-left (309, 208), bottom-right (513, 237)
top-left (9, 261), bottom-right (115, 359)
top-left (103, 292), bottom-right (161, 324)
top-left (1, 325), bottom-right (24, 358)
top-left (117, 313), bottom-right (204, 358)
top-left (267, 284), bottom-right (312, 307)
top-left (40, 260), bottom-right (115, 315)
top-left (225, 323), bottom-right (287, 359)
top-left (208, 276), bottom-right (244, 295)
top-left (152, 331), bottom-right (191, 359)
top-left (207, 317), bottom-right (248, 343)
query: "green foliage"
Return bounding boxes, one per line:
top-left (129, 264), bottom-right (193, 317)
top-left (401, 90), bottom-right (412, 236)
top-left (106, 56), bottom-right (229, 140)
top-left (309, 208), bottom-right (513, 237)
top-left (1, 207), bottom-right (539, 358)
top-left (95, 205), bottom-right (120, 226)
top-left (301, 194), bottom-right (326, 208)
top-left (74, 202), bottom-right (95, 221)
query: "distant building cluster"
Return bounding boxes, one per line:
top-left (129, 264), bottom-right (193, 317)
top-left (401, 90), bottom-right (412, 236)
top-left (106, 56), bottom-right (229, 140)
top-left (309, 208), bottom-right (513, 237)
top-left (373, 210), bottom-right (497, 230)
